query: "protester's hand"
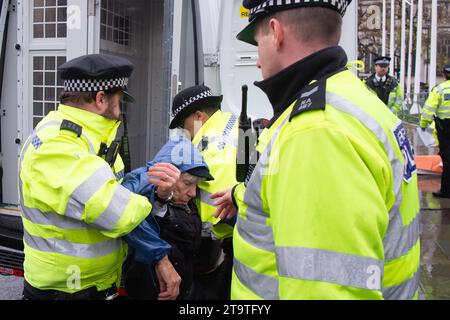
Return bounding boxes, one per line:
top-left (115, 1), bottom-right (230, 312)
top-left (155, 255), bottom-right (181, 300)
top-left (211, 188), bottom-right (238, 220)
top-left (148, 163), bottom-right (180, 200)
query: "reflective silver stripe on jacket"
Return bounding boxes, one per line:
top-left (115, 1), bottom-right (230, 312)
top-left (198, 189), bottom-right (216, 207)
top-left (21, 164), bottom-right (127, 232)
top-left (65, 165), bottom-right (115, 221)
top-left (22, 207), bottom-right (96, 230)
top-left (233, 258), bottom-right (279, 300)
top-left (436, 113), bottom-right (450, 119)
top-left (276, 247), bottom-right (384, 290)
top-left (92, 185), bottom-right (132, 230)
top-left (423, 105), bottom-right (437, 113)
top-left (236, 215), bottom-right (275, 252)
top-left (24, 230), bottom-right (122, 259)
top-left (421, 113), bottom-right (434, 120)
top-left (383, 211), bottom-right (420, 261)
top-left (382, 269), bottom-right (420, 300)
top-left (388, 97), bottom-right (396, 104)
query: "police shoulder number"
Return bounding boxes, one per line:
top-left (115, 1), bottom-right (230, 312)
top-left (290, 79), bottom-right (326, 121)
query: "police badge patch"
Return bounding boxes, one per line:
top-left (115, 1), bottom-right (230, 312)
top-left (393, 122), bottom-right (416, 183)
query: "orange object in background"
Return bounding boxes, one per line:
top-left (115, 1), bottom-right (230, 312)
top-left (415, 155), bottom-right (443, 174)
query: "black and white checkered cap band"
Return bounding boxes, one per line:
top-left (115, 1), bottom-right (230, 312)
top-left (172, 90), bottom-right (213, 118)
top-left (375, 58), bottom-right (390, 65)
top-left (250, 0), bottom-right (351, 17)
top-left (64, 77), bottom-right (129, 92)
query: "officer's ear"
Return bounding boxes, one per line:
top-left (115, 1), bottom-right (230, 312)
top-left (195, 110), bottom-right (209, 123)
top-left (95, 91), bottom-right (108, 113)
top-left (269, 18), bottom-right (284, 50)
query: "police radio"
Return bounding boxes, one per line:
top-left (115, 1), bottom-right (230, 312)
top-left (119, 111), bottom-right (131, 173)
top-left (236, 85), bottom-right (252, 182)
top-left (98, 141), bottom-right (120, 168)
top-left (236, 85), bottom-right (269, 183)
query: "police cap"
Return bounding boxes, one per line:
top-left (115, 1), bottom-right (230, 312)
top-left (374, 56), bottom-right (391, 67)
top-left (58, 53), bottom-right (135, 103)
top-left (444, 64), bottom-right (450, 74)
top-left (237, 0), bottom-right (353, 46)
top-left (169, 85), bottom-right (223, 129)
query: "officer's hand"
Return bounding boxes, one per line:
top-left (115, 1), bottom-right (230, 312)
top-left (211, 188), bottom-right (238, 220)
top-left (148, 163), bottom-right (181, 200)
top-left (155, 255), bottom-right (181, 300)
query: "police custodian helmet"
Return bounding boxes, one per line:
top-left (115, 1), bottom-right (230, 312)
top-left (237, 0), bottom-right (353, 46)
top-left (58, 53), bottom-right (136, 103)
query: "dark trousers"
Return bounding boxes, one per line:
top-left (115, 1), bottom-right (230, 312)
top-left (193, 238), bottom-right (233, 300)
top-left (23, 280), bottom-right (118, 300)
top-left (436, 118), bottom-right (450, 193)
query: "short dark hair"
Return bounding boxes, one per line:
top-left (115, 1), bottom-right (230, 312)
top-left (198, 105), bottom-right (220, 117)
top-left (256, 7), bottom-right (342, 46)
top-left (59, 88), bottom-right (123, 106)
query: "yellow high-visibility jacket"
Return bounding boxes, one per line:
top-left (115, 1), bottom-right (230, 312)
top-left (232, 70), bottom-right (420, 300)
top-left (192, 110), bottom-right (238, 239)
top-left (20, 104), bottom-right (151, 293)
top-left (420, 80), bottom-right (450, 128)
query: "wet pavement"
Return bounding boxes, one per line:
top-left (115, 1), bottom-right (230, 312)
top-left (419, 175), bottom-right (450, 300)
top-left (405, 121), bottom-right (450, 300)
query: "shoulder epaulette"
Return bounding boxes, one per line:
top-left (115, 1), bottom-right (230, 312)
top-left (290, 79), bottom-right (326, 121)
top-left (60, 119), bottom-right (82, 137)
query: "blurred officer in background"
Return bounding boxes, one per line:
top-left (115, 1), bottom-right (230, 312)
top-left (420, 64), bottom-right (450, 198)
top-left (364, 56), bottom-right (403, 114)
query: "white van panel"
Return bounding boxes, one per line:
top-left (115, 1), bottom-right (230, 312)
top-left (208, 0), bottom-right (358, 120)
top-left (217, 0), bottom-right (271, 120)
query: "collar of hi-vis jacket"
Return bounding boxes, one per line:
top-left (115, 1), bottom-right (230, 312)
top-left (58, 104), bottom-right (121, 147)
top-left (192, 109), bottom-right (228, 146)
top-left (254, 46), bottom-right (348, 128)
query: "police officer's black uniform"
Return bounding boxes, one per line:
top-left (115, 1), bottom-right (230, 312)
top-left (365, 56), bottom-right (399, 106)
